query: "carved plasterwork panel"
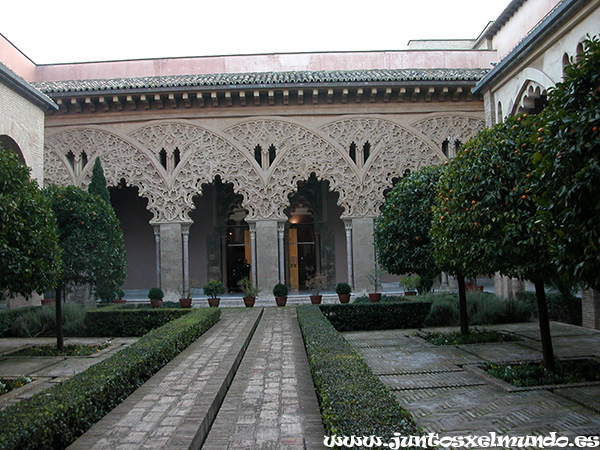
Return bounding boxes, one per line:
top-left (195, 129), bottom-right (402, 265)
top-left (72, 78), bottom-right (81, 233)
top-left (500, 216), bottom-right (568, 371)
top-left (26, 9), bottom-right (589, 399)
top-left (225, 119), bottom-right (359, 219)
top-left (411, 115), bottom-right (485, 149)
top-left (320, 117), bottom-right (444, 216)
top-left (45, 128), bottom-right (170, 222)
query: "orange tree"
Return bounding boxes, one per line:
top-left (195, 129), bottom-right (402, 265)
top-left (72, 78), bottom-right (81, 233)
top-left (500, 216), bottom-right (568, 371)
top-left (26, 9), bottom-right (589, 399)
top-left (534, 36), bottom-right (600, 290)
top-left (44, 185), bottom-right (126, 350)
top-left (374, 165), bottom-right (442, 293)
top-left (0, 148), bottom-right (62, 298)
top-left (431, 115), bottom-right (557, 370)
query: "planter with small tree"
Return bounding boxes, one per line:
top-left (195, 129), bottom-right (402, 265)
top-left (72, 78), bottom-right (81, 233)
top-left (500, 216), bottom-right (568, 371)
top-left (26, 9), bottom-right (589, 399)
top-left (238, 277), bottom-right (259, 307)
top-left (148, 287), bottom-right (164, 308)
top-left (307, 273), bottom-right (327, 304)
top-left (273, 283), bottom-right (288, 306)
top-left (115, 289), bottom-right (126, 304)
top-left (367, 267), bottom-right (383, 302)
top-left (203, 280), bottom-right (225, 307)
top-left (335, 282), bottom-right (352, 303)
top-left (400, 275), bottom-right (421, 296)
top-left (179, 287), bottom-right (193, 308)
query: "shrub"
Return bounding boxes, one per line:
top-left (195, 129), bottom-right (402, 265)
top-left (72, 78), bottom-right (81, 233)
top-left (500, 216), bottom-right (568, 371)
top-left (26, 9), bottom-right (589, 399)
top-left (203, 280), bottom-right (225, 299)
top-left (515, 291), bottom-right (582, 325)
top-left (84, 307), bottom-right (192, 337)
top-left (319, 301), bottom-right (431, 332)
top-left (0, 306), bottom-right (42, 337)
top-left (422, 292), bottom-right (532, 327)
top-left (10, 303), bottom-right (89, 337)
top-left (147, 287), bottom-right (164, 300)
top-left (335, 282), bottom-right (351, 295)
top-left (272, 283), bottom-right (288, 297)
top-left (297, 305), bottom-right (421, 440)
top-left (0, 308), bottom-right (220, 450)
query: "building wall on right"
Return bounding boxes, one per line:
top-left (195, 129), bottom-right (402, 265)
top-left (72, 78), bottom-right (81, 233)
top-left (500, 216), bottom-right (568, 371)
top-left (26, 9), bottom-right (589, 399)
top-left (477, 0), bottom-right (600, 329)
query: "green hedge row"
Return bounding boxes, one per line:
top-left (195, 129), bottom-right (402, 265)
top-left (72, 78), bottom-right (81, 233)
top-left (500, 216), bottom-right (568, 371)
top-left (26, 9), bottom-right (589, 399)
top-left (0, 306), bottom-right (42, 337)
top-left (319, 301), bottom-right (432, 331)
top-left (85, 306), bottom-right (192, 336)
top-left (0, 308), bottom-right (220, 450)
top-left (297, 305), bottom-right (421, 442)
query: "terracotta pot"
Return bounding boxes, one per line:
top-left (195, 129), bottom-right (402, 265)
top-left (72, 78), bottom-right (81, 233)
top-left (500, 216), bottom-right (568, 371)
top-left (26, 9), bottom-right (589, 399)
top-left (275, 296), bottom-right (287, 307)
top-left (243, 296), bottom-right (255, 307)
top-left (208, 297), bottom-right (220, 307)
top-left (179, 298), bottom-right (192, 308)
top-left (114, 299), bottom-right (127, 304)
top-left (41, 299), bottom-right (55, 306)
top-left (338, 293), bottom-right (351, 304)
top-left (150, 299), bottom-right (163, 308)
top-left (404, 291), bottom-right (417, 296)
top-left (466, 285), bottom-right (484, 292)
top-left (368, 293), bottom-right (381, 303)
top-left (310, 294), bottom-right (322, 304)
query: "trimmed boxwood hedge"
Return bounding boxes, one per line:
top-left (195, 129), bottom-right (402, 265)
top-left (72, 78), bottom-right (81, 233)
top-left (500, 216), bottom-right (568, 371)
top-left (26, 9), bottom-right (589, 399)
top-left (319, 301), bottom-right (431, 332)
top-left (297, 305), bottom-right (421, 441)
top-left (0, 307), bottom-right (220, 450)
top-left (85, 306), bottom-right (192, 336)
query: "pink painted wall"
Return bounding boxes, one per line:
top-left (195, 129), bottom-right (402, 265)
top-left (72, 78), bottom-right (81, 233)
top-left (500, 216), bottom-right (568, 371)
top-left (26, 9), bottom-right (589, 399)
top-left (0, 33), bottom-right (36, 81)
top-left (492, 0), bottom-right (562, 60)
top-left (35, 50), bottom-right (497, 82)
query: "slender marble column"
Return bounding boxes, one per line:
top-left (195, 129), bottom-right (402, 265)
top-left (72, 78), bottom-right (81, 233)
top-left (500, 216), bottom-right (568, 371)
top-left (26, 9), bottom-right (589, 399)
top-left (344, 220), bottom-right (354, 288)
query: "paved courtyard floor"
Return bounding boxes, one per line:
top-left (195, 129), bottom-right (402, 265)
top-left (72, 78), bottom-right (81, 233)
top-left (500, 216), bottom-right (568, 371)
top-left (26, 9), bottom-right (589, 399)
top-left (344, 321), bottom-right (600, 450)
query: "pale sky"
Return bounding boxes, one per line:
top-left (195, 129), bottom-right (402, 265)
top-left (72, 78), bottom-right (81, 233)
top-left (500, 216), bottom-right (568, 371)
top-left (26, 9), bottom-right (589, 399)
top-left (1, 0), bottom-right (511, 64)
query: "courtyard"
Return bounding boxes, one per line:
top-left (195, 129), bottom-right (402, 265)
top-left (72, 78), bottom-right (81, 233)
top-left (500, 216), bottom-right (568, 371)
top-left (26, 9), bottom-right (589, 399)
top-left (0, 306), bottom-right (598, 449)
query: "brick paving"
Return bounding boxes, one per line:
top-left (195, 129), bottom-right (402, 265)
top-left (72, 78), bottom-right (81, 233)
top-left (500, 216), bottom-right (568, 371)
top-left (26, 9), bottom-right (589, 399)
top-left (202, 307), bottom-right (326, 450)
top-left (66, 307), bottom-right (326, 450)
top-left (344, 322), bottom-right (600, 450)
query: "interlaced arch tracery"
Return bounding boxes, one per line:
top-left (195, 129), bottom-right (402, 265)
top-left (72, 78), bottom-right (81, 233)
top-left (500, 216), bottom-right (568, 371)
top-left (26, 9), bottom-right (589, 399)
top-left (44, 115), bottom-right (483, 222)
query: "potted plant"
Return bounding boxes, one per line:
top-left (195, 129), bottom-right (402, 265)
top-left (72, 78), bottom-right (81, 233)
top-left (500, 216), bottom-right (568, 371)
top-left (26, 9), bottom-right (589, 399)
top-left (307, 272), bottom-right (327, 304)
top-left (148, 287), bottom-right (164, 308)
top-left (238, 277), bottom-right (259, 307)
top-left (400, 274), bottom-right (420, 296)
top-left (114, 289), bottom-right (126, 304)
top-left (273, 283), bottom-right (288, 306)
top-left (367, 267), bottom-right (383, 302)
top-left (179, 286), bottom-right (193, 308)
top-left (335, 282), bottom-right (352, 303)
top-left (203, 280), bottom-right (225, 307)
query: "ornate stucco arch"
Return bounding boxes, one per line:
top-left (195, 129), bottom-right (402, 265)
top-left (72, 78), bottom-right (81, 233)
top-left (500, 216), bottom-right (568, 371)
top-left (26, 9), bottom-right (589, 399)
top-left (321, 116), bottom-right (453, 216)
top-left (44, 127), bottom-right (169, 222)
top-left (411, 113), bottom-right (485, 150)
top-left (224, 118), bottom-right (360, 219)
top-left (130, 121), bottom-right (264, 222)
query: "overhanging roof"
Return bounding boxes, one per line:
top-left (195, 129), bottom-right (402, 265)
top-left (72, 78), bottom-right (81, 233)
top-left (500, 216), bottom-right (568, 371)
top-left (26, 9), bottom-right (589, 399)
top-left (0, 62), bottom-right (57, 111)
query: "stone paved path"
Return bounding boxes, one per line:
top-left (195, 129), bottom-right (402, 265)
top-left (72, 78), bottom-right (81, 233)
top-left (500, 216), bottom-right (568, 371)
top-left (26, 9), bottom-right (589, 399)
top-left (345, 321), bottom-right (600, 450)
top-left (66, 308), bottom-right (326, 450)
top-left (203, 307), bottom-right (325, 450)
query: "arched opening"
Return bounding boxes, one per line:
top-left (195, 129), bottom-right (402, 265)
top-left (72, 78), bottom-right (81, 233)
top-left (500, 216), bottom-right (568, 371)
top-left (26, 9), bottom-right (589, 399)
top-left (284, 173), bottom-right (346, 292)
top-left (0, 135), bottom-right (25, 164)
top-left (109, 180), bottom-right (155, 295)
top-left (188, 176), bottom-right (250, 293)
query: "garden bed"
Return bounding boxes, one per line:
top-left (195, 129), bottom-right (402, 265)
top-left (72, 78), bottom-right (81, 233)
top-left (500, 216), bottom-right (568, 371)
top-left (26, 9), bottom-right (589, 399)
top-left (10, 342), bottom-right (111, 357)
top-left (481, 358), bottom-right (600, 388)
top-left (0, 377), bottom-right (32, 396)
top-left (417, 328), bottom-right (521, 346)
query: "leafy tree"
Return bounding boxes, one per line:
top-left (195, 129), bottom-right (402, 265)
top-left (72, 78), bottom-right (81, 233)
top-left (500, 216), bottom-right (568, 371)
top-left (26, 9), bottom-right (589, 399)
top-left (534, 35), bottom-right (600, 290)
top-left (374, 165), bottom-right (442, 293)
top-left (0, 148), bottom-right (62, 298)
top-left (432, 114), bottom-right (557, 369)
top-left (88, 157), bottom-right (111, 204)
top-left (44, 185), bottom-right (126, 349)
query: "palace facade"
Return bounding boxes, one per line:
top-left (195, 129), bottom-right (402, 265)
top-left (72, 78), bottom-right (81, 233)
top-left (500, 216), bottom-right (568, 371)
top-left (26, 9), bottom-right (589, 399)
top-left (1, 0), bottom-right (599, 327)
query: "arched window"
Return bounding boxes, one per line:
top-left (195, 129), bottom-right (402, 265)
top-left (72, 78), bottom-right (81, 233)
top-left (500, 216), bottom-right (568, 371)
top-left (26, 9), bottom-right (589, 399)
top-left (349, 142), bottom-right (357, 164)
top-left (363, 141), bottom-right (371, 163)
top-left (441, 139), bottom-right (449, 158)
top-left (497, 101), bottom-right (503, 124)
top-left (268, 144), bottom-right (276, 166)
top-left (253, 144), bottom-right (262, 167)
top-left (159, 149), bottom-right (167, 170)
top-left (173, 147), bottom-right (181, 168)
